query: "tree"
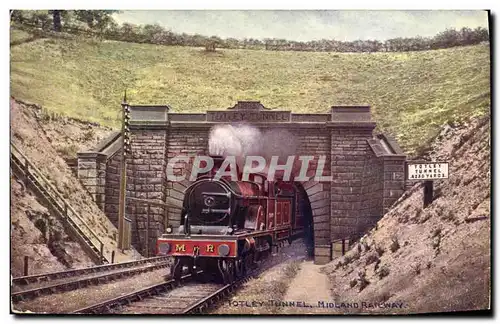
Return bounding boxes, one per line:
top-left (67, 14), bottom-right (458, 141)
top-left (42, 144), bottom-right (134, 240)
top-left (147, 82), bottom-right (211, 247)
top-left (225, 37), bottom-right (240, 49)
top-left (205, 35), bottom-right (222, 52)
top-left (119, 22), bottom-right (141, 42)
top-left (459, 27), bottom-right (474, 45)
top-left (74, 10), bottom-right (119, 31)
top-left (11, 10), bottom-right (23, 24)
top-left (103, 19), bottom-right (120, 38)
top-left (32, 11), bottom-right (52, 30)
top-left (473, 27), bottom-right (489, 43)
top-left (50, 10), bottom-right (61, 32)
top-left (142, 24), bottom-right (164, 43)
top-left (191, 33), bottom-right (207, 47)
top-left (433, 28), bottom-right (461, 48)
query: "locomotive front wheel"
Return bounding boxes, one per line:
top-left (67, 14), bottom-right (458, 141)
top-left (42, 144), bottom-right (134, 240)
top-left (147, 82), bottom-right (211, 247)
top-left (218, 259), bottom-right (235, 284)
top-left (235, 257), bottom-right (245, 278)
top-left (171, 257), bottom-right (183, 281)
top-left (227, 260), bottom-right (235, 284)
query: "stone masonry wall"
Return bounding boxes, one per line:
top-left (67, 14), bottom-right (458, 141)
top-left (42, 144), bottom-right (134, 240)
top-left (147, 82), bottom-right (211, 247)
top-left (330, 128), bottom-right (374, 242)
top-left (127, 129), bottom-right (168, 254)
top-left (104, 152), bottom-right (120, 228)
top-left (360, 149), bottom-right (384, 234)
top-left (165, 127), bottom-right (209, 228)
top-left (78, 153), bottom-right (106, 211)
top-left (382, 157), bottom-right (406, 213)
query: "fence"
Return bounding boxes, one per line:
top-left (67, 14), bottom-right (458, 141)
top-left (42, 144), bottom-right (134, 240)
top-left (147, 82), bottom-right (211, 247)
top-left (11, 143), bottom-right (108, 264)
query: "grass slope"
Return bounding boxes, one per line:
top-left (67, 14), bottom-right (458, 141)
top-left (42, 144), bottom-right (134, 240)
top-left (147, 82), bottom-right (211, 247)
top-left (10, 28), bottom-right (490, 155)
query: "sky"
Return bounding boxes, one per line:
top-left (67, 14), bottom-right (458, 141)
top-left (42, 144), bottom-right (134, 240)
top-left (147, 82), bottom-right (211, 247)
top-left (113, 10), bottom-right (489, 42)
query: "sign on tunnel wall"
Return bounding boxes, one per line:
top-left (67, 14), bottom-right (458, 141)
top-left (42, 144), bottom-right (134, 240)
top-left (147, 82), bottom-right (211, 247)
top-left (206, 111), bottom-right (291, 122)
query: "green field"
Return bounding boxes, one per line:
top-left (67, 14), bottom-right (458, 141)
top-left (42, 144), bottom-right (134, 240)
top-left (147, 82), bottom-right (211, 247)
top-left (10, 28), bottom-right (490, 155)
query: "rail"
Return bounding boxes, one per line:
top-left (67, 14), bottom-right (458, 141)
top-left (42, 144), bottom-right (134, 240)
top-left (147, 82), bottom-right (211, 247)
top-left (72, 248), bottom-right (294, 314)
top-left (12, 256), bottom-right (168, 286)
top-left (11, 257), bottom-right (171, 303)
top-left (10, 143), bottom-right (108, 264)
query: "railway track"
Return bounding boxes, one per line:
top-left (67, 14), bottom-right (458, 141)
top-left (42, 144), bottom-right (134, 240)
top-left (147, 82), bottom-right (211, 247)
top-left (73, 251), bottom-right (303, 315)
top-left (72, 272), bottom-right (250, 314)
top-left (11, 256), bottom-right (171, 303)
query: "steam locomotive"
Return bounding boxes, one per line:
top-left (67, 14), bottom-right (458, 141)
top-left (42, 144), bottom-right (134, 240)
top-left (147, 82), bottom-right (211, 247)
top-left (156, 156), bottom-right (312, 283)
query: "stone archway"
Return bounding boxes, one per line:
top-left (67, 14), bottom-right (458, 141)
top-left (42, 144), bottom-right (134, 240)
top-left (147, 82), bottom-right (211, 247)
top-left (84, 101), bottom-right (407, 265)
top-left (299, 180), bottom-right (331, 264)
top-left (165, 164), bottom-right (331, 263)
top-left (293, 182), bottom-right (314, 257)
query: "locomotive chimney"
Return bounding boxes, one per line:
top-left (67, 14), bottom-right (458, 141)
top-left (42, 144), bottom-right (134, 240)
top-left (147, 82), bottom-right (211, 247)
top-left (211, 155), bottom-right (225, 169)
top-left (208, 155), bottom-right (241, 179)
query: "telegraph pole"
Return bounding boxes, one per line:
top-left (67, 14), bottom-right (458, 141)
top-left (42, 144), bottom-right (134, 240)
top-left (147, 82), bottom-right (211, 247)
top-left (118, 91), bottom-right (131, 249)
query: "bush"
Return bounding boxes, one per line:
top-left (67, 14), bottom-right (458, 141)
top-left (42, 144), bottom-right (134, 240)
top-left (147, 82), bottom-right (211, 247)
top-left (378, 266), bottom-right (390, 279)
top-left (375, 245), bottom-right (385, 257)
top-left (412, 263), bottom-right (421, 275)
top-left (365, 253), bottom-right (379, 266)
top-left (390, 236), bottom-right (400, 253)
top-left (82, 129), bottom-right (95, 142)
top-left (362, 241), bottom-right (371, 251)
top-left (358, 271), bottom-right (370, 292)
top-left (57, 144), bottom-right (79, 158)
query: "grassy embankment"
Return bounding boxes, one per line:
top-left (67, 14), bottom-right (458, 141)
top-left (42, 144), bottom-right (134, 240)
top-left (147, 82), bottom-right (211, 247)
top-left (10, 28), bottom-right (490, 155)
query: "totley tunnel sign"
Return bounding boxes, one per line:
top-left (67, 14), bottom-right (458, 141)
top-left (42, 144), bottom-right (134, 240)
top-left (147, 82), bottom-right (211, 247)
top-left (406, 161), bottom-right (450, 209)
top-left (407, 162), bottom-right (449, 180)
top-left (206, 110), bottom-right (291, 123)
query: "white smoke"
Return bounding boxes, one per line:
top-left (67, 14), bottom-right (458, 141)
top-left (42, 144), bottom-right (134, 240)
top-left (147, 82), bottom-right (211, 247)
top-left (208, 124), bottom-right (299, 172)
top-left (260, 129), bottom-right (298, 163)
top-left (208, 124), bottom-right (263, 168)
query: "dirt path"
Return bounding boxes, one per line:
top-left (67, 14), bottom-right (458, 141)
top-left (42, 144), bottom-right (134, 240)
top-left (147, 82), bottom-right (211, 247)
top-left (278, 261), bottom-right (333, 314)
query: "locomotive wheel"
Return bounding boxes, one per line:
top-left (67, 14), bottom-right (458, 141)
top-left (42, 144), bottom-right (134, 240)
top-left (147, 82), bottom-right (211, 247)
top-left (188, 258), bottom-right (200, 279)
top-left (218, 259), bottom-right (235, 284)
top-left (245, 253), bottom-right (255, 272)
top-left (235, 257), bottom-right (245, 278)
top-left (227, 260), bottom-right (235, 283)
top-left (171, 257), bottom-right (183, 281)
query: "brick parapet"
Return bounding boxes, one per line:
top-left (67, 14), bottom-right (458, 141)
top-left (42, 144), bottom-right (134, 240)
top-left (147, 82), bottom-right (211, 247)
top-left (77, 152), bottom-right (107, 211)
top-left (381, 156), bottom-right (406, 213)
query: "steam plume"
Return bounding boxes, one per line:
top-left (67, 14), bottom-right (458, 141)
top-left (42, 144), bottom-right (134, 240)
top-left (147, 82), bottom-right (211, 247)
top-left (208, 124), bottom-right (263, 157)
top-left (208, 124), bottom-right (299, 173)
